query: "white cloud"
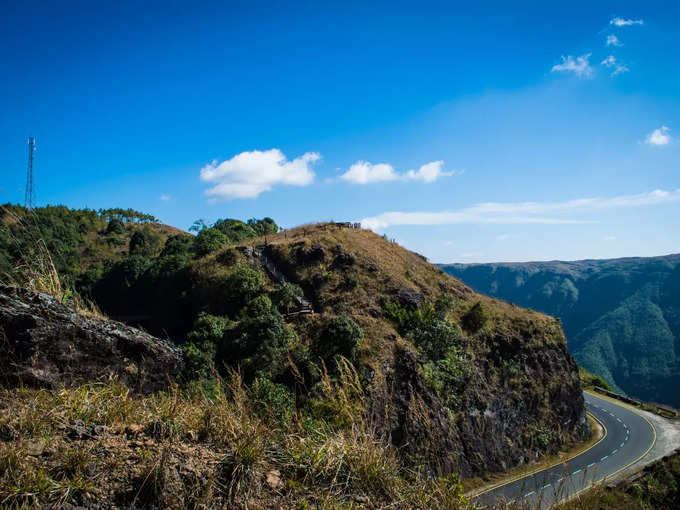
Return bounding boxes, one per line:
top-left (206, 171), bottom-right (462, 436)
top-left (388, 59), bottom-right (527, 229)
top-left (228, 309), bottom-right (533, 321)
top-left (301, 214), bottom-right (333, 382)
top-left (603, 235), bottom-right (617, 241)
top-left (551, 54), bottom-right (594, 78)
top-left (160, 194), bottom-right (171, 201)
top-left (200, 149), bottom-right (320, 199)
top-left (601, 55), bottom-right (629, 76)
top-left (496, 234), bottom-right (511, 240)
top-left (404, 161), bottom-right (460, 182)
top-left (610, 17), bottom-right (643, 27)
top-left (360, 189), bottom-right (680, 230)
top-left (444, 240), bottom-right (454, 246)
top-left (606, 35), bottom-right (623, 47)
top-left (645, 126), bottom-right (671, 147)
top-left (341, 160), bottom-right (459, 184)
top-left (341, 161), bottom-right (399, 184)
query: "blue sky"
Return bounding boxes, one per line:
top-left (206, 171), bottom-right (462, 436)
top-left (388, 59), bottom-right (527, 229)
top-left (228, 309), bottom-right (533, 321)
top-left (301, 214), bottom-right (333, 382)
top-left (1, 1), bottom-right (678, 262)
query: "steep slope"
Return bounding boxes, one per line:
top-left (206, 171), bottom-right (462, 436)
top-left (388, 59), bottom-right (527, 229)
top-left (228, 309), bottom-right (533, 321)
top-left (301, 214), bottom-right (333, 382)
top-left (2, 207), bottom-right (590, 482)
top-left (441, 255), bottom-right (680, 407)
top-left (183, 223), bottom-right (589, 477)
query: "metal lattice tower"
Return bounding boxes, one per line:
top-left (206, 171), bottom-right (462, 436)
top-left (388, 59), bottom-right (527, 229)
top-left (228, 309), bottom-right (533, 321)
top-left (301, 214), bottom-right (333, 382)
top-left (24, 137), bottom-right (36, 210)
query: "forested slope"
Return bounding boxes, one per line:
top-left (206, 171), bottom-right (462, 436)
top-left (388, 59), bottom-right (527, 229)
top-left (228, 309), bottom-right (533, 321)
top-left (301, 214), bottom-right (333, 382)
top-left (442, 255), bottom-right (680, 407)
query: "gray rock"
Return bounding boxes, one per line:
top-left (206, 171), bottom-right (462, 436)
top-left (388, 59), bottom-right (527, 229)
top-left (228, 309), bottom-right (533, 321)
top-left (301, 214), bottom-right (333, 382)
top-left (0, 285), bottom-right (183, 394)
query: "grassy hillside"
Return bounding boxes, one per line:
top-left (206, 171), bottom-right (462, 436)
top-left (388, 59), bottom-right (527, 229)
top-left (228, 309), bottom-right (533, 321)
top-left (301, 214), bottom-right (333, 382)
top-left (441, 255), bottom-right (680, 408)
top-left (0, 207), bottom-right (592, 507)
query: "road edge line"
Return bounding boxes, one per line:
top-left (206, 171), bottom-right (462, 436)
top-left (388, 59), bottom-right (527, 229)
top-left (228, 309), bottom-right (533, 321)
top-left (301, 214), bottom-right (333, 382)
top-left (561, 391), bottom-right (658, 506)
top-left (471, 411), bottom-right (607, 499)
top-left (586, 390), bottom-right (658, 482)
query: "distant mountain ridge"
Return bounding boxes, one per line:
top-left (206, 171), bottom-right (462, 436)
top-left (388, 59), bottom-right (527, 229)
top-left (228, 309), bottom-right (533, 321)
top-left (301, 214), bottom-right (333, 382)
top-left (441, 254), bottom-right (680, 408)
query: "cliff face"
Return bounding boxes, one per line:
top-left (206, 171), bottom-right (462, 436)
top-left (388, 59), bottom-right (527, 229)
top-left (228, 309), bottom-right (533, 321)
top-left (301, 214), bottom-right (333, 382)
top-left (0, 285), bottom-right (183, 394)
top-left (192, 224), bottom-right (589, 477)
top-left (369, 330), bottom-right (587, 477)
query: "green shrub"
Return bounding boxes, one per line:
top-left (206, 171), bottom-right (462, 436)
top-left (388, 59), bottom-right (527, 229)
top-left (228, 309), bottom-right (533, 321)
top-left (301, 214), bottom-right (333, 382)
top-left (249, 377), bottom-right (295, 422)
top-left (272, 282), bottom-right (304, 313)
top-left (223, 264), bottom-right (265, 307)
top-left (160, 235), bottom-right (194, 258)
top-left (382, 298), bottom-right (437, 336)
top-left (105, 218), bottom-right (125, 235)
top-left (194, 228), bottom-right (227, 257)
top-left (181, 342), bottom-right (214, 381)
top-left (315, 315), bottom-right (363, 363)
top-left (187, 313), bottom-right (230, 351)
top-left (129, 229), bottom-right (159, 257)
top-left (409, 320), bottom-right (462, 361)
top-left (461, 302), bottom-right (487, 333)
top-left (223, 295), bottom-right (296, 380)
top-left (247, 217), bottom-right (278, 236)
top-left (422, 347), bottom-right (468, 411)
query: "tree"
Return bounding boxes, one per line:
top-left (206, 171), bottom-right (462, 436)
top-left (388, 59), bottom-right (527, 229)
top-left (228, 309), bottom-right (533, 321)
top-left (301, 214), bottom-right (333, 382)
top-left (315, 315), bottom-right (363, 362)
top-left (194, 228), bottom-right (227, 257)
top-left (222, 264), bottom-right (266, 307)
top-left (222, 295), bottom-right (296, 380)
top-left (189, 219), bottom-right (207, 233)
top-left (106, 218), bottom-right (125, 235)
top-left (247, 217), bottom-right (278, 236)
top-left (129, 229), bottom-right (160, 257)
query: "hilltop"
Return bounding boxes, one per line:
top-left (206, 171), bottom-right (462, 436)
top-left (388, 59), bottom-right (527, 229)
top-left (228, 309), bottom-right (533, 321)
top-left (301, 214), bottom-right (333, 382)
top-left (0, 208), bottom-right (591, 508)
top-left (441, 255), bottom-right (680, 408)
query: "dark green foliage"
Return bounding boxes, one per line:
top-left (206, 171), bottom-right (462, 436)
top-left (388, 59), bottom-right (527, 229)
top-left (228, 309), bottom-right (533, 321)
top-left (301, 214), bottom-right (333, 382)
top-left (461, 302), bottom-right (487, 333)
top-left (187, 313), bottom-right (230, 351)
top-left (422, 347), bottom-right (468, 411)
top-left (194, 228), bottom-right (227, 257)
top-left (249, 377), bottom-right (295, 422)
top-left (222, 264), bottom-right (266, 308)
top-left (271, 282), bottom-right (304, 313)
top-left (0, 204), bottom-right (104, 278)
top-left (129, 229), bottom-right (159, 257)
top-left (382, 293), bottom-right (452, 338)
top-left (409, 320), bottom-right (462, 361)
top-left (160, 235), bottom-right (194, 258)
top-left (443, 255), bottom-right (680, 407)
top-left (224, 295), bottom-right (296, 380)
top-left (383, 295), bottom-right (468, 412)
top-left (105, 219), bottom-right (125, 235)
top-left (624, 453), bottom-right (680, 509)
top-left (181, 342), bottom-right (214, 381)
top-left (247, 217), bottom-right (278, 236)
top-left (315, 315), bottom-right (363, 363)
top-left (212, 219), bottom-right (257, 243)
top-left (98, 208), bottom-right (157, 224)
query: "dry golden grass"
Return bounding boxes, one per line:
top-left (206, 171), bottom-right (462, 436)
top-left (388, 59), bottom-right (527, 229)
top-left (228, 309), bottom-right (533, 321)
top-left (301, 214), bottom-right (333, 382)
top-left (0, 366), bottom-right (479, 509)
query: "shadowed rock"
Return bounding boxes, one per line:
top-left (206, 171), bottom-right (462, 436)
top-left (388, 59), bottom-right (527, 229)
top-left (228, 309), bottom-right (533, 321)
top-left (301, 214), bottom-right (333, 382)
top-left (0, 285), bottom-right (183, 394)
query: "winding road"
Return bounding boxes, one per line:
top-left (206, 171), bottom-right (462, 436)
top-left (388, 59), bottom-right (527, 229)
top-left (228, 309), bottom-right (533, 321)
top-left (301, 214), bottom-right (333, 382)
top-left (474, 391), bottom-right (657, 509)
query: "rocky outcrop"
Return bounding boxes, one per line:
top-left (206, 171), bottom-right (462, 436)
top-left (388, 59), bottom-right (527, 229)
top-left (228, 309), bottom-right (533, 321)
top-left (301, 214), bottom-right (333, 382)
top-left (368, 336), bottom-right (590, 477)
top-left (0, 285), bottom-right (183, 394)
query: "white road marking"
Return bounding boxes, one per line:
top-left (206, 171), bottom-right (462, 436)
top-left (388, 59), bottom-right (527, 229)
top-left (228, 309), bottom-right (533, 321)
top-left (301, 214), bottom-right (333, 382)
top-left (601, 456), bottom-right (608, 461)
top-left (613, 449), bottom-right (618, 454)
top-left (620, 443), bottom-right (624, 448)
top-left (588, 462), bottom-right (596, 468)
top-left (572, 469), bottom-right (582, 475)
top-left (525, 491), bottom-right (535, 498)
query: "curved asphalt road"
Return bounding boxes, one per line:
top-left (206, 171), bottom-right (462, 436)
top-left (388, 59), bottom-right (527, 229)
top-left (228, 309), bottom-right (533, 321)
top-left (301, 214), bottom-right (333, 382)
top-left (475, 391), bottom-right (656, 509)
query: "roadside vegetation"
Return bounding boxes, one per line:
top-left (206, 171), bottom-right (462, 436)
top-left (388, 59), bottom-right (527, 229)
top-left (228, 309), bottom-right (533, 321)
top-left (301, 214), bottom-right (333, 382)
top-left (0, 205), bottom-right (594, 508)
top-left (0, 369), bottom-right (472, 509)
